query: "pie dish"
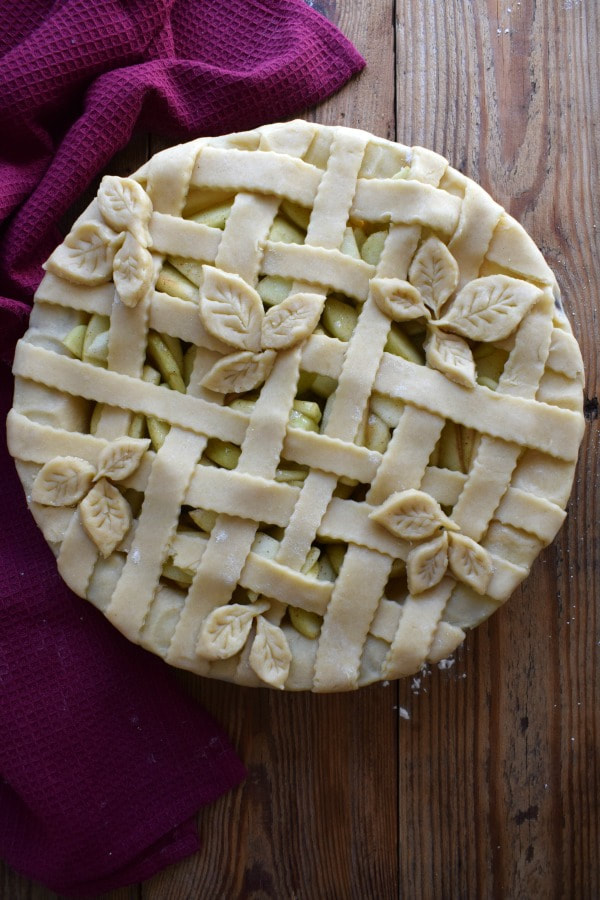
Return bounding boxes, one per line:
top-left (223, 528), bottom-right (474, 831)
top-left (8, 120), bottom-right (585, 691)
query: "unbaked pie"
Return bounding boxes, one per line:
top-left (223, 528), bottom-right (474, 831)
top-left (8, 120), bottom-right (585, 690)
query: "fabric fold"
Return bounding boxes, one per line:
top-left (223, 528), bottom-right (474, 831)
top-left (0, 0), bottom-right (365, 363)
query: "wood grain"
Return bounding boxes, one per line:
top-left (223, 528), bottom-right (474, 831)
top-left (394, 2), bottom-right (600, 898)
top-left (2, 1), bottom-right (598, 897)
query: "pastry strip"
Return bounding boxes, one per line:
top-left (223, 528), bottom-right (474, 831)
top-left (95, 290), bottom-right (150, 440)
top-left (351, 178), bottom-right (461, 233)
top-left (185, 466), bottom-right (298, 526)
top-left (377, 224), bottom-right (421, 279)
top-left (420, 466), bottom-right (468, 507)
top-left (149, 212), bottom-right (221, 262)
top-left (149, 292), bottom-right (227, 351)
top-left (546, 327), bottom-right (585, 381)
top-left (493, 488), bottom-right (566, 543)
top-left (300, 333), bottom-right (346, 377)
top-left (98, 146), bottom-right (198, 438)
top-left (36, 274), bottom-right (114, 315)
top-left (448, 182), bottom-right (503, 287)
top-left (383, 579), bottom-right (455, 678)
top-left (486, 212), bottom-right (555, 284)
top-left (409, 146), bottom-right (448, 186)
top-left (300, 334), bottom-right (584, 461)
top-left (106, 144), bottom-right (210, 635)
top-left (13, 343), bottom-right (248, 443)
top-left (192, 146), bottom-right (322, 206)
top-left (305, 129), bottom-right (370, 248)
top-left (261, 241), bottom-right (374, 301)
top-left (279, 210), bottom-right (399, 571)
top-left (276, 473), bottom-right (338, 570)
top-left (259, 119), bottom-right (316, 156)
top-left (216, 193), bottom-right (280, 281)
top-left (9, 398), bottom-right (384, 494)
top-left (365, 405), bottom-right (445, 672)
top-left (57, 509), bottom-right (100, 597)
top-left (106, 428), bottom-right (206, 638)
top-left (375, 353), bottom-right (583, 461)
top-left (369, 599), bottom-right (403, 643)
top-left (238, 553), bottom-right (332, 614)
top-left (426, 622), bottom-right (467, 663)
top-left (451, 295), bottom-right (556, 538)
top-left (367, 407), bottom-right (445, 506)
top-left (8, 412), bottom-right (118, 468)
top-left (277, 131), bottom-right (373, 570)
top-left (325, 301), bottom-right (392, 439)
top-left (168, 183), bottom-right (295, 666)
top-left (146, 142), bottom-right (203, 214)
top-left (306, 265), bottom-right (409, 683)
top-left (486, 556), bottom-right (529, 601)
top-left (314, 547), bottom-right (392, 691)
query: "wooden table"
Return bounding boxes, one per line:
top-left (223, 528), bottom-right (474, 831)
top-left (3, 1), bottom-right (598, 897)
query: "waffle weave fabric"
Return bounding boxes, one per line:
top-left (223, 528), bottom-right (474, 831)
top-left (0, 0), bottom-right (363, 361)
top-left (0, 0), bottom-right (364, 895)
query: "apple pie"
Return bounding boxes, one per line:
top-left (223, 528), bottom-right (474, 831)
top-left (8, 120), bottom-right (585, 690)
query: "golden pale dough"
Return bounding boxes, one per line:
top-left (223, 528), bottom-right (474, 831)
top-left (8, 121), bottom-right (585, 691)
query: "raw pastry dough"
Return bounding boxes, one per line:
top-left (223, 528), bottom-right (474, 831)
top-left (8, 121), bottom-right (585, 691)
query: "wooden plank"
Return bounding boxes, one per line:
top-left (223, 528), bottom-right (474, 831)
top-left (0, 860), bottom-right (140, 900)
top-left (307, 0), bottom-right (396, 139)
top-left (142, 679), bottom-right (398, 899)
top-left (395, 0), bottom-right (599, 897)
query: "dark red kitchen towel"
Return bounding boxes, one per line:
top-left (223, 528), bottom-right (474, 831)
top-left (0, 0), bottom-right (365, 896)
top-left (0, 0), bottom-right (364, 361)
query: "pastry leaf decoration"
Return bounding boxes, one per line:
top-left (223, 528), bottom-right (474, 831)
top-left (448, 532), bottom-right (493, 594)
top-left (425, 328), bottom-right (476, 388)
top-left (408, 236), bottom-right (459, 316)
top-left (406, 531), bottom-right (449, 594)
top-left (437, 275), bottom-right (542, 342)
top-left (113, 233), bottom-right (154, 308)
top-left (199, 268), bottom-right (324, 394)
top-left (370, 489), bottom-right (458, 541)
top-left (31, 440), bottom-right (148, 555)
top-left (79, 478), bottom-right (132, 558)
top-left (249, 616), bottom-right (292, 689)
top-left (372, 489), bottom-right (494, 596)
top-left (371, 241), bottom-right (538, 391)
top-left (98, 176), bottom-right (153, 247)
top-left (261, 293), bottom-right (323, 350)
top-left (371, 278), bottom-right (430, 322)
top-left (95, 437), bottom-right (151, 482)
top-left (45, 222), bottom-right (118, 285)
top-left (200, 349), bottom-right (276, 393)
top-left (196, 601), bottom-right (270, 660)
top-left (200, 265), bottom-right (263, 351)
top-left (31, 457), bottom-right (96, 507)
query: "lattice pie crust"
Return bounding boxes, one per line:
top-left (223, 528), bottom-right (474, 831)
top-left (8, 121), bottom-right (585, 691)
